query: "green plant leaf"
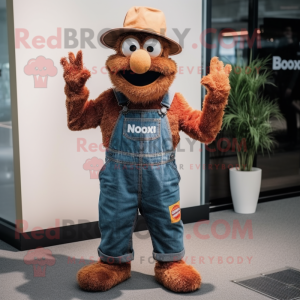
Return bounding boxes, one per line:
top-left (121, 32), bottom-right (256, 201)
top-left (223, 56), bottom-right (284, 171)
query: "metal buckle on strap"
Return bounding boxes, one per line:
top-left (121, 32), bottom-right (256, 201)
top-left (158, 105), bottom-right (168, 117)
top-left (120, 100), bottom-right (130, 114)
top-left (122, 105), bottom-right (129, 114)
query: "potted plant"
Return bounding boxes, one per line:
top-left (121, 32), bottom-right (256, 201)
top-left (223, 56), bottom-right (283, 214)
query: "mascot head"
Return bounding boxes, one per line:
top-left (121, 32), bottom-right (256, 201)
top-left (100, 6), bottom-right (181, 103)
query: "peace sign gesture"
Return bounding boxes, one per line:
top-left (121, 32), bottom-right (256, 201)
top-left (60, 50), bottom-right (91, 92)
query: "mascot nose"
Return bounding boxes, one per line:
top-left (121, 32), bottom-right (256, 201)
top-left (130, 49), bottom-right (151, 74)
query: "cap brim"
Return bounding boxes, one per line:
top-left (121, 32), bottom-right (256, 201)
top-left (100, 28), bottom-right (182, 56)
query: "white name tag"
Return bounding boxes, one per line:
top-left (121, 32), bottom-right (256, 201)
top-left (127, 124), bottom-right (156, 134)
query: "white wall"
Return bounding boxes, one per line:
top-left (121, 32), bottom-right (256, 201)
top-left (12, 0), bottom-right (202, 231)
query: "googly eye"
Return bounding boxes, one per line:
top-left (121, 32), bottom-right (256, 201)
top-left (43, 67), bottom-right (47, 70)
top-left (121, 38), bottom-right (140, 57)
top-left (143, 38), bottom-right (162, 57)
top-left (35, 67), bottom-right (38, 70)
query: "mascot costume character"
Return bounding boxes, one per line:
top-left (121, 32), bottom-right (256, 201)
top-left (61, 6), bottom-right (231, 293)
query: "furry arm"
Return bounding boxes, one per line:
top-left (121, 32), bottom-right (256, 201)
top-left (61, 50), bottom-right (105, 131)
top-left (178, 57), bottom-right (231, 144)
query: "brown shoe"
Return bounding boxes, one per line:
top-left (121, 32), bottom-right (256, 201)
top-left (77, 261), bottom-right (131, 291)
top-left (155, 260), bottom-right (201, 292)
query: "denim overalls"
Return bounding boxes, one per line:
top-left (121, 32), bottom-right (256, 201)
top-left (98, 90), bottom-right (185, 263)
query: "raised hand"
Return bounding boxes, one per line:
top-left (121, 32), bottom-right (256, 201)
top-left (201, 57), bottom-right (231, 103)
top-left (60, 50), bottom-right (91, 93)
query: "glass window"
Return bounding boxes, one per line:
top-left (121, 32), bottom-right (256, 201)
top-left (257, 0), bottom-right (300, 192)
top-left (211, 0), bottom-right (249, 65)
top-left (210, 0), bottom-right (300, 205)
top-left (210, 0), bottom-right (250, 202)
top-left (0, 0), bottom-right (16, 223)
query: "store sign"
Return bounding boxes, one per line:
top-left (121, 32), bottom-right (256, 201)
top-left (272, 56), bottom-right (300, 70)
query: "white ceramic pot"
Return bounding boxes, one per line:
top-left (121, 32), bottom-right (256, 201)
top-left (229, 167), bottom-right (262, 214)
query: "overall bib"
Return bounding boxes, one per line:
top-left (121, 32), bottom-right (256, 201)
top-left (98, 90), bottom-right (185, 263)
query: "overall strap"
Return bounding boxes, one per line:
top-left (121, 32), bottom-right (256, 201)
top-left (159, 90), bottom-right (175, 116)
top-left (161, 90), bottom-right (175, 108)
top-left (113, 89), bottom-right (129, 107)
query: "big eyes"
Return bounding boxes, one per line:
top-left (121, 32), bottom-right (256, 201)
top-left (121, 38), bottom-right (140, 57)
top-left (143, 39), bottom-right (162, 57)
top-left (121, 37), bottom-right (162, 57)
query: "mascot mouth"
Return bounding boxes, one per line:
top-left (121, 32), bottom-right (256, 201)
top-left (120, 70), bottom-right (161, 86)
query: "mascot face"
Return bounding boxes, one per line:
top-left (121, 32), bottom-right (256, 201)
top-left (106, 33), bottom-right (177, 103)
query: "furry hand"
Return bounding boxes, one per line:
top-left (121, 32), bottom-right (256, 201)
top-left (60, 50), bottom-right (91, 93)
top-left (201, 57), bottom-right (231, 104)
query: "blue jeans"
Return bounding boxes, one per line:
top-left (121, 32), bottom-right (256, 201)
top-left (97, 90), bottom-right (185, 263)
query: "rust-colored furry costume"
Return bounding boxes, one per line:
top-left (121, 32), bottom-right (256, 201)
top-left (61, 30), bottom-right (231, 293)
top-left (77, 261), bottom-right (131, 291)
top-left (155, 260), bottom-right (201, 292)
top-left (63, 43), bottom-right (231, 147)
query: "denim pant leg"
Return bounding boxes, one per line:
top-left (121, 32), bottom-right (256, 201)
top-left (141, 160), bottom-right (185, 262)
top-left (98, 159), bottom-right (139, 263)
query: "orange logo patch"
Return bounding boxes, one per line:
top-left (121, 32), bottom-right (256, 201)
top-left (169, 201), bottom-right (181, 223)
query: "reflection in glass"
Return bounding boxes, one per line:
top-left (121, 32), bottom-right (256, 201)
top-left (210, 0), bottom-right (250, 201)
top-left (210, 0), bottom-right (300, 204)
top-left (257, 4), bottom-right (300, 191)
top-left (0, 3), bottom-right (16, 223)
